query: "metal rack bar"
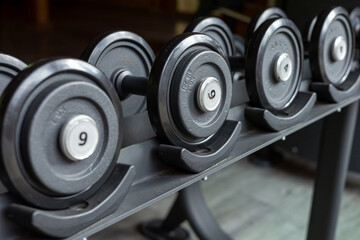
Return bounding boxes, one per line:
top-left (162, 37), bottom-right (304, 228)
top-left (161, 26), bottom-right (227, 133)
top-left (307, 101), bottom-right (359, 240)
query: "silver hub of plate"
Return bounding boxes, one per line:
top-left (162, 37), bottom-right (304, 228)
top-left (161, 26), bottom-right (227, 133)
top-left (274, 53), bottom-right (293, 82)
top-left (332, 36), bottom-right (347, 61)
top-left (60, 115), bottom-right (99, 161)
top-left (197, 77), bottom-right (222, 112)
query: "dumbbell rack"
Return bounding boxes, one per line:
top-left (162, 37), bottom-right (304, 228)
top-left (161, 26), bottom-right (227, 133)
top-left (0, 76), bottom-right (358, 239)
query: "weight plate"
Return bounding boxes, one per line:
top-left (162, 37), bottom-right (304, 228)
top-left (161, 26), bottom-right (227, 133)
top-left (147, 33), bottom-right (232, 150)
top-left (245, 18), bottom-right (303, 111)
top-left (81, 31), bottom-right (155, 117)
top-left (185, 17), bottom-right (235, 57)
top-left (0, 58), bottom-right (123, 209)
top-left (0, 54), bottom-right (26, 95)
top-left (350, 7), bottom-right (360, 48)
top-left (309, 6), bottom-right (354, 86)
top-left (305, 16), bottom-right (318, 42)
top-left (246, 7), bottom-right (287, 47)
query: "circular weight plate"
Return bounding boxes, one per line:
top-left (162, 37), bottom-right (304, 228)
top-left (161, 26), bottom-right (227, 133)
top-left (0, 54), bottom-right (26, 95)
top-left (246, 7), bottom-right (287, 47)
top-left (171, 50), bottom-right (230, 139)
top-left (245, 18), bottom-right (303, 111)
top-left (0, 58), bottom-right (123, 209)
top-left (185, 17), bottom-right (235, 57)
top-left (24, 81), bottom-right (118, 196)
top-left (350, 7), bottom-right (360, 48)
top-left (147, 33), bottom-right (232, 150)
top-left (310, 6), bottom-right (355, 86)
top-left (305, 16), bottom-right (318, 42)
top-left (81, 31), bottom-right (155, 117)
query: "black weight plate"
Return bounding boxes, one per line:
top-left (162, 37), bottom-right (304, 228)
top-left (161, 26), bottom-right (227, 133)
top-left (0, 54), bottom-right (26, 95)
top-left (246, 7), bottom-right (287, 47)
top-left (81, 31), bottom-right (155, 117)
top-left (245, 18), bottom-right (303, 111)
top-left (0, 58), bottom-right (123, 210)
top-left (305, 16), bottom-right (318, 42)
top-left (185, 17), bottom-right (235, 57)
top-left (147, 33), bottom-right (232, 151)
top-left (309, 6), bottom-right (354, 86)
top-left (350, 7), bottom-right (360, 48)
top-left (171, 50), bottom-right (230, 139)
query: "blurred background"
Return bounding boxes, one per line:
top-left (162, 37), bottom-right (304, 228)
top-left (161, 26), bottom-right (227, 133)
top-left (0, 0), bottom-right (358, 64)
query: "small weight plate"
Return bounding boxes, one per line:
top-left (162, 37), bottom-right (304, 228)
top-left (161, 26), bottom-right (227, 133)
top-left (0, 58), bottom-right (123, 209)
top-left (0, 54), bottom-right (26, 95)
top-left (350, 7), bottom-right (360, 47)
top-left (309, 6), bottom-right (355, 86)
top-left (245, 18), bottom-right (303, 111)
top-left (185, 17), bottom-right (235, 57)
top-left (81, 31), bottom-right (155, 117)
top-left (246, 7), bottom-right (287, 47)
top-left (147, 33), bottom-right (232, 150)
top-left (305, 16), bottom-right (318, 42)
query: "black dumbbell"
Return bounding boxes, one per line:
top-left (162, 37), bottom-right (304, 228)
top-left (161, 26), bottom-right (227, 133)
top-left (187, 16), bottom-right (304, 111)
top-left (82, 31), bottom-right (241, 172)
top-left (306, 6), bottom-right (360, 102)
top-left (81, 31), bottom-right (155, 118)
top-left (0, 55), bottom-right (125, 210)
top-left (0, 55), bottom-right (136, 237)
top-left (185, 14), bottom-right (317, 131)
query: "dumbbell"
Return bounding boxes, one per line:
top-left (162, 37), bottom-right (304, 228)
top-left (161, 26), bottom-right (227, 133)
top-left (305, 6), bottom-right (360, 102)
top-left (186, 16), bottom-right (304, 113)
top-left (306, 6), bottom-right (355, 86)
top-left (81, 31), bottom-right (155, 118)
top-left (82, 31), bottom-right (240, 171)
top-left (0, 54), bottom-right (124, 210)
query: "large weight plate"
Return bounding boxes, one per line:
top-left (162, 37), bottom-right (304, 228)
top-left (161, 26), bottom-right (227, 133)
top-left (246, 7), bottom-right (287, 47)
top-left (82, 31), bottom-right (155, 117)
top-left (0, 58), bottom-right (123, 209)
top-left (0, 54), bottom-right (26, 95)
top-left (245, 18), bottom-right (303, 111)
top-left (185, 17), bottom-right (235, 57)
top-left (147, 33), bottom-right (232, 150)
top-left (309, 6), bottom-right (354, 86)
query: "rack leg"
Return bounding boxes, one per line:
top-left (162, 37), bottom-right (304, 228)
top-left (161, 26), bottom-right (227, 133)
top-left (307, 101), bottom-right (359, 240)
top-left (140, 182), bottom-right (231, 240)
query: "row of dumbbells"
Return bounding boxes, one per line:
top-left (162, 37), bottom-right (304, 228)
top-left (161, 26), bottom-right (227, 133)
top-left (1, 5), bottom-right (360, 238)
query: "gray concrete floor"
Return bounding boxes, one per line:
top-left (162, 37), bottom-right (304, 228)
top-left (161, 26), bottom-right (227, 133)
top-left (90, 157), bottom-right (360, 240)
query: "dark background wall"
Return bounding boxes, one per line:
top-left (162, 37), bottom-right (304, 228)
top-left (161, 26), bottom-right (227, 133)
top-left (277, 0), bottom-right (360, 34)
